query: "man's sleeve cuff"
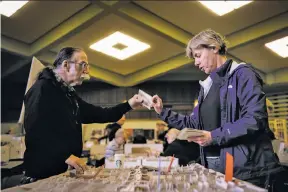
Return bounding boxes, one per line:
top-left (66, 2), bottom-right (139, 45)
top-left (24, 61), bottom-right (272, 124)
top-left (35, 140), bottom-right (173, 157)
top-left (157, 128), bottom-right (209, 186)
top-left (124, 101), bottom-right (132, 111)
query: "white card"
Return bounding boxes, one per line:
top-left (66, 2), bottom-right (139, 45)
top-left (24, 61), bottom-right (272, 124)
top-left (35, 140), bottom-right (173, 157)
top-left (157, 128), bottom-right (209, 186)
top-left (138, 89), bottom-right (153, 110)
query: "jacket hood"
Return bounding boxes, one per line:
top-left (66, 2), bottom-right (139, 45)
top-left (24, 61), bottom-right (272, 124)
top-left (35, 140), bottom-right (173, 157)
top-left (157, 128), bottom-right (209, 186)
top-left (228, 61), bottom-right (263, 84)
top-left (37, 67), bottom-right (55, 81)
top-left (199, 59), bottom-right (263, 99)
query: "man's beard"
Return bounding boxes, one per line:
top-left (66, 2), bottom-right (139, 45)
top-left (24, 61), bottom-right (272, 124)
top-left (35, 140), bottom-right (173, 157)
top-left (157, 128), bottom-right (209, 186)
top-left (70, 74), bottom-right (91, 86)
top-left (80, 74), bottom-right (90, 81)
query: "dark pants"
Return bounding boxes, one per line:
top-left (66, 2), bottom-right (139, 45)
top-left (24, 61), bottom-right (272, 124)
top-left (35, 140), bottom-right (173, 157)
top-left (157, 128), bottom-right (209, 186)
top-left (1, 174), bottom-right (24, 190)
top-left (1, 174), bottom-right (38, 190)
top-left (1, 163), bottom-right (25, 190)
top-left (206, 156), bottom-right (222, 172)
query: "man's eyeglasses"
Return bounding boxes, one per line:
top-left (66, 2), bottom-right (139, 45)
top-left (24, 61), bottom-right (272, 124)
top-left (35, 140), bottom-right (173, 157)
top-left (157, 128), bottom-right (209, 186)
top-left (69, 61), bottom-right (89, 69)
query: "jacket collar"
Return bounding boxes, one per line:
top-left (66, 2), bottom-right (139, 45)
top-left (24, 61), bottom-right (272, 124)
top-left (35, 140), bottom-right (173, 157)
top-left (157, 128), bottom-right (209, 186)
top-left (199, 59), bottom-right (246, 99)
top-left (199, 59), bottom-right (233, 88)
top-left (38, 67), bottom-right (76, 94)
top-left (52, 69), bottom-right (75, 93)
top-left (200, 59), bottom-right (247, 85)
top-left (214, 59), bottom-right (233, 77)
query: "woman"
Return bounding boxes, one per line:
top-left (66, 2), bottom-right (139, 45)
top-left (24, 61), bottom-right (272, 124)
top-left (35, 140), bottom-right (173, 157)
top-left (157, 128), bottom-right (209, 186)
top-left (105, 128), bottom-right (125, 158)
top-left (152, 29), bottom-right (283, 189)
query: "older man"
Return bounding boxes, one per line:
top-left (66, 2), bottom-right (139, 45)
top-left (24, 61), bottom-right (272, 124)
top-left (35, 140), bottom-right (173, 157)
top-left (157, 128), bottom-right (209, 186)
top-left (2, 47), bottom-right (143, 188)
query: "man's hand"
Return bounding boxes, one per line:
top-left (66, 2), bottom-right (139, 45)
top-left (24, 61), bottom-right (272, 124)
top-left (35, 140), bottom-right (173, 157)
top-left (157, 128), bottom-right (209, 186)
top-left (65, 155), bottom-right (87, 174)
top-left (187, 130), bottom-right (212, 146)
top-left (152, 95), bottom-right (163, 114)
top-left (128, 94), bottom-right (144, 109)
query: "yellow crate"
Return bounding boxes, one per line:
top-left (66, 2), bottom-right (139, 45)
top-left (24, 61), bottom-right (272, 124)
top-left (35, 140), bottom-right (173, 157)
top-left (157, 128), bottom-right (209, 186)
top-left (269, 119), bottom-right (288, 144)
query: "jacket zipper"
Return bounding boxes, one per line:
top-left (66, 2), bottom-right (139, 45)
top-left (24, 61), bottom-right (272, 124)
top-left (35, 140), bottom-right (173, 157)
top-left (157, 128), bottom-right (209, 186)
top-left (198, 88), bottom-right (206, 166)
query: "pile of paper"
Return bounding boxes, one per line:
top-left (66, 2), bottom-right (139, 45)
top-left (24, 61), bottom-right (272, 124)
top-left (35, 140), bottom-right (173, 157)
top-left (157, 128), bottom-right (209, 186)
top-left (177, 128), bottom-right (205, 140)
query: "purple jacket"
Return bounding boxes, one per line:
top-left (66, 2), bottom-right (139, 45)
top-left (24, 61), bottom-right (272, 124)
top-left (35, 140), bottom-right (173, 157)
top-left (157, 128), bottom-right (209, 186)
top-left (160, 59), bottom-right (282, 180)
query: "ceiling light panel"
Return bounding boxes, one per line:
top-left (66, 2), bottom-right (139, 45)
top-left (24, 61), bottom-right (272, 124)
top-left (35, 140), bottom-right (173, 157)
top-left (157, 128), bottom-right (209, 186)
top-left (199, 1), bottom-right (252, 16)
top-left (265, 36), bottom-right (288, 58)
top-left (0, 1), bottom-right (29, 17)
top-left (90, 31), bottom-right (151, 60)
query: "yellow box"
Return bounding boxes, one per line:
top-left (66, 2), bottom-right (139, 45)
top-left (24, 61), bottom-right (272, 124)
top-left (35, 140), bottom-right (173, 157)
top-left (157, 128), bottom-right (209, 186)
top-left (269, 119), bottom-right (288, 144)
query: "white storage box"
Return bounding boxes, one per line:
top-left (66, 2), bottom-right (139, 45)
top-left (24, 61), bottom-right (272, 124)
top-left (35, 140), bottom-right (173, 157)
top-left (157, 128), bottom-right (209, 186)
top-left (142, 156), bottom-right (178, 168)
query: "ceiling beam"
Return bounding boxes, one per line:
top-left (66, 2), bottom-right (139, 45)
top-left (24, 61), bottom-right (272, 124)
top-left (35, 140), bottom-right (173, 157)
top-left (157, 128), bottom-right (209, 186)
top-left (35, 51), bottom-right (55, 64)
top-left (266, 68), bottom-right (288, 85)
top-left (95, 1), bottom-right (187, 47)
top-left (227, 11), bottom-right (288, 50)
top-left (115, 2), bottom-right (274, 85)
top-left (1, 35), bottom-right (31, 56)
top-left (101, 1), bottom-right (118, 6)
top-left (2, 2), bottom-right (287, 86)
top-left (124, 53), bottom-right (192, 86)
top-left (30, 4), bottom-right (103, 55)
top-left (114, 4), bottom-right (288, 86)
top-left (1, 4), bottom-right (104, 57)
top-left (118, 3), bottom-right (192, 45)
top-left (119, 3), bottom-right (288, 51)
top-left (88, 65), bottom-right (125, 87)
top-left (1, 3), bottom-right (108, 79)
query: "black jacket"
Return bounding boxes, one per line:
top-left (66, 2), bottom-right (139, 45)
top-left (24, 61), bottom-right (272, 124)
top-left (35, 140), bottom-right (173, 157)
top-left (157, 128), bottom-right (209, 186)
top-left (162, 139), bottom-right (199, 166)
top-left (23, 68), bottom-right (131, 179)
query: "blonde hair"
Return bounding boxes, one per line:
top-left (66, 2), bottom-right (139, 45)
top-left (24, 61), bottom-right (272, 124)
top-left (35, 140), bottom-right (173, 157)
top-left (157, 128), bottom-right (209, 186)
top-left (186, 29), bottom-right (228, 58)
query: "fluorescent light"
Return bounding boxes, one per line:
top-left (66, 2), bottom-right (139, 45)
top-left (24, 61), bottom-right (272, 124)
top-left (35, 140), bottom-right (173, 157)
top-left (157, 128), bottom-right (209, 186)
top-left (265, 36), bottom-right (288, 58)
top-left (90, 31), bottom-right (150, 60)
top-left (199, 1), bottom-right (252, 16)
top-left (0, 1), bottom-right (29, 17)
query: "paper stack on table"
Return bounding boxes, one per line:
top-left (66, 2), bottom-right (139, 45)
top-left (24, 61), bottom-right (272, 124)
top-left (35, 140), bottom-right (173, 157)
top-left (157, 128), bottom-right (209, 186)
top-left (138, 89), bottom-right (153, 110)
top-left (177, 128), bottom-right (205, 140)
top-left (8, 164), bottom-right (267, 192)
